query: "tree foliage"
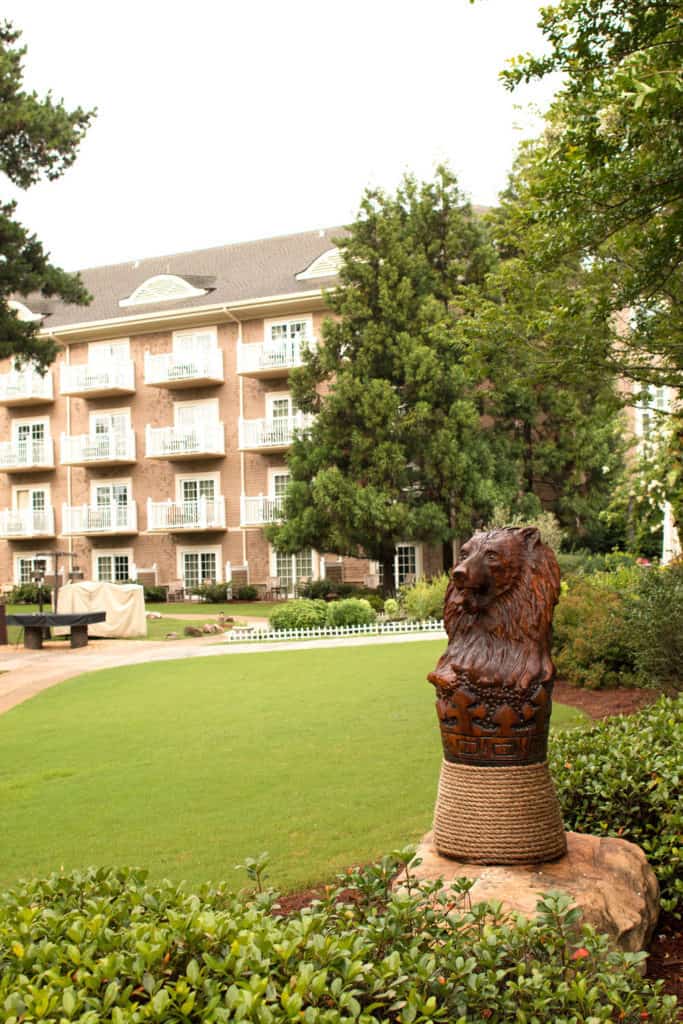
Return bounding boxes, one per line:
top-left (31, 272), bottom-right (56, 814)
top-left (0, 21), bottom-right (94, 368)
top-left (502, 0), bottom-right (683, 388)
top-left (267, 167), bottom-right (499, 589)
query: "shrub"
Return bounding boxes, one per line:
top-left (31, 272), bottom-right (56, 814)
top-left (553, 578), bottom-right (637, 688)
top-left (301, 579), bottom-right (354, 600)
top-left (401, 575), bottom-right (449, 620)
top-left (192, 582), bottom-right (231, 603)
top-left (0, 863), bottom-right (676, 1023)
top-left (7, 582), bottom-right (51, 605)
top-left (143, 584), bottom-right (167, 603)
top-left (626, 563), bottom-right (683, 692)
top-left (550, 695), bottom-right (683, 915)
top-left (269, 599), bottom-right (328, 631)
top-left (236, 585), bottom-right (259, 601)
top-left (486, 505), bottom-right (565, 553)
top-left (383, 597), bottom-right (400, 619)
top-left (326, 597), bottom-right (376, 627)
top-left (557, 548), bottom-right (638, 578)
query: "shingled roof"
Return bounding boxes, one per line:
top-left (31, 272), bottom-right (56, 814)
top-left (26, 226), bottom-right (347, 330)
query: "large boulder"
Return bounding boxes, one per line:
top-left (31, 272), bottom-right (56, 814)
top-left (408, 830), bottom-right (659, 953)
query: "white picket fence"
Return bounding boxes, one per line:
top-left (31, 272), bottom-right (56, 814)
top-left (225, 618), bottom-right (445, 643)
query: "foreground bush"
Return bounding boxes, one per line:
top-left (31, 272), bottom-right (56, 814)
top-left (326, 597), bottom-right (376, 627)
top-left (269, 599), bottom-right (328, 630)
top-left (550, 696), bottom-right (683, 914)
top-left (553, 578), bottom-right (637, 688)
top-left (191, 582), bottom-right (231, 603)
top-left (7, 582), bottom-right (51, 605)
top-left (142, 584), bottom-right (167, 603)
top-left (627, 563), bottom-right (683, 692)
top-left (401, 575), bottom-right (448, 620)
top-left (0, 862), bottom-right (676, 1023)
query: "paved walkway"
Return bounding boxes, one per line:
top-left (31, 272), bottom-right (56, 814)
top-left (0, 629), bottom-right (441, 716)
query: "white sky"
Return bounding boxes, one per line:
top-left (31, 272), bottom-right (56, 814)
top-left (3, 0), bottom-right (558, 271)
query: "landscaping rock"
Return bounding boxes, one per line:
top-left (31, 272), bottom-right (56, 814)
top-left (183, 626), bottom-right (203, 637)
top-left (165, 632), bottom-right (178, 640)
top-left (408, 830), bottom-right (659, 953)
top-left (146, 611), bottom-right (162, 620)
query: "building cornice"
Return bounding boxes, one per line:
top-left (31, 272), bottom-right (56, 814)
top-left (39, 288), bottom-right (332, 342)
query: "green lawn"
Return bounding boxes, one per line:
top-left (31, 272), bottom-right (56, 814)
top-left (159, 600), bottom-right (284, 618)
top-left (0, 640), bottom-right (585, 892)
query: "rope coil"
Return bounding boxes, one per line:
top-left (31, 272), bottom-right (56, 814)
top-left (433, 759), bottom-right (567, 864)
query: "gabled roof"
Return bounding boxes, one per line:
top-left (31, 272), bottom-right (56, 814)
top-left (22, 226), bottom-right (347, 331)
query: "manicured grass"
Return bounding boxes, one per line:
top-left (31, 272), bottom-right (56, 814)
top-left (157, 600), bottom-right (284, 618)
top-left (0, 640), bottom-right (586, 892)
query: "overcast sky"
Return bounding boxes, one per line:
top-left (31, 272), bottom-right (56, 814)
top-left (3, 0), bottom-right (558, 271)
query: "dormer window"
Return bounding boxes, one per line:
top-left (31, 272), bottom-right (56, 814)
top-left (8, 300), bottom-right (43, 323)
top-left (119, 275), bottom-right (208, 308)
top-left (295, 248), bottom-right (343, 281)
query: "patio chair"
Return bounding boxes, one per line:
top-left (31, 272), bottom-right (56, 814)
top-left (295, 576), bottom-right (312, 597)
top-left (166, 579), bottom-right (186, 602)
top-left (267, 576), bottom-right (284, 600)
top-left (364, 574), bottom-right (379, 590)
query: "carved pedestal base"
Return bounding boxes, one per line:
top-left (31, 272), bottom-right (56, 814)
top-left (433, 759), bottom-right (566, 864)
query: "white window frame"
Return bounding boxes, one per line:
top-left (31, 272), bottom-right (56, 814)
top-left (264, 315), bottom-right (312, 343)
top-left (14, 553), bottom-right (54, 585)
top-left (267, 466), bottom-right (290, 497)
top-left (89, 477), bottom-right (132, 504)
top-left (372, 543), bottom-right (424, 586)
top-left (88, 338), bottom-right (130, 363)
top-left (92, 547), bottom-right (134, 583)
top-left (12, 483), bottom-right (51, 510)
top-left (177, 545), bottom-right (223, 587)
top-left (173, 397), bottom-right (220, 427)
top-left (88, 408), bottom-right (132, 433)
top-left (265, 391), bottom-right (294, 419)
top-left (172, 326), bottom-right (218, 354)
top-left (11, 415), bottom-right (49, 443)
top-left (174, 471), bottom-right (220, 502)
top-left (269, 546), bottom-right (319, 590)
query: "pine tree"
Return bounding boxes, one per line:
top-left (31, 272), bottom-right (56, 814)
top-left (267, 167), bottom-right (500, 591)
top-left (0, 21), bottom-right (94, 368)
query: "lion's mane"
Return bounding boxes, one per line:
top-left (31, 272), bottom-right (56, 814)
top-left (433, 530), bottom-right (561, 692)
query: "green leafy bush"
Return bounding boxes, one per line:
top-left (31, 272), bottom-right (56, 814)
top-left (300, 579), bottom-right (354, 600)
top-left (553, 578), bottom-right (637, 688)
top-left (486, 505), bottom-right (565, 552)
top-left (7, 582), bottom-right (51, 605)
top-left (326, 597), bottom-right (376, 627)
top-left (401, 575), bottom-right (449, 620)
top-left (383, 597), bottom-right (400, 619)
top-left (269, 599), bottom-right (328, 631)
top-left (626, 564), bottom-right (683, 692)
top-left (551, 696), bottom-right (683, 914)
top-left (236, 585), bottom-right (258, 601)
top-left (0, 863), bottom-right (676, 1023)
top-left (143, 585), bottom-right (167, 603)
top-left (191, 582), bottom-right (231, 603)
top-left (557, 548), bottom-right (639, 578)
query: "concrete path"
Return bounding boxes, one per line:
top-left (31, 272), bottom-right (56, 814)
top-left (0, 629), bottom-right (442, 716)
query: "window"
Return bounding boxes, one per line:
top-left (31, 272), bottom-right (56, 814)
top-left (267, 318), bottom-right (311, 344)
top-left (91, 411), bottom-right (129, 435)
top-left (396, 544), bottom-right (417, 585)
top-left (273, 549), bottom-right (314, 593)
top-left (88, 339), bottom-right (130, 364)
top-left (94, 483), bottom-right (130, 528)
top-left (183, 551), bottom-right (217, 588)
top-left (119, 275), bottom-right (207, 307)
top-left (173, 328), bottom-right (216, 355)
top-left (17, 556), bottom-right (47, 584)
top-left (271, 471), bottom-right (289, 498)
top-left (97, 554), bottom-right (130, 583)
top-left (174, 400), bottom-right (219, 428)
top-left (181, 478), bottom-right (216, 503)
top-left (14, 487), bottom-right (48, 530)
top-left (266, 394), bottom-right (296, 421)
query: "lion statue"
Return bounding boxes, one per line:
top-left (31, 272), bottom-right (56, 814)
top-left (429, 526), bottom-right (561, 695)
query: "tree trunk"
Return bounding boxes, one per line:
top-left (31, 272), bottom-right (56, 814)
top-left (381, 551), bottom-right (396, 595)
top-left (523, 419), bottom-right (534, 493)
top-left (442, 539), bottom-right (454, 575)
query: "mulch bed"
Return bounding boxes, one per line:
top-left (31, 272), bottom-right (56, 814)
top-left (277, 687), bottom-right (681, 1010)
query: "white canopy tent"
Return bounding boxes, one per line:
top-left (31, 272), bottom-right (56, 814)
top-left (56, 581), bottom-right (146, 638)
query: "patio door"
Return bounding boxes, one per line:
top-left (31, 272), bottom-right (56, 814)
top-left (91, 412), bottom-right (129, 458)
top-left (15, 421), bottom-right (45, 461)
top-left (95, 483), bottom-right (129, 528)
top-left (15, 487), bottom-right (47, 531)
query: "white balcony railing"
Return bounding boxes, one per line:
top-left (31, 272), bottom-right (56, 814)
top-left (240, 495), bottom-right (284, 526)
top-left (60, 429), bottom-right (136, 465)
top-left (0, 436), bottom-right (54, 470)
top-left (0, 506), bottom-right (55, 538)
top-left (147, 497), bottom-right (226, 531)
top-left (60, 360), bottom-right (135, 396)
top-left (238, 414), bottom-right (313, 451)
top-left (145, 422), bottom-right (225, 459)
top-left (0, 366), bottom-right (53, 405)
top-left (62, 502), bottom-right (138, 535)
top-left (144, 349), bottom-right (224, 387)
top-left (237, 337), bottom-right (315, 376)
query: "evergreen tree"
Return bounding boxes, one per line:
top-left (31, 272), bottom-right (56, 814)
top-left (267, 167), bottom-right (500, 591)
top-left (0, 21), bottom-right (94, 368)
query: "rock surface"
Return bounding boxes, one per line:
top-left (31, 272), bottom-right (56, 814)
top-left (408, 830), bottom-right (659, 952)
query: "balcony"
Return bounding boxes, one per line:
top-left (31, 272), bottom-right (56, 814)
top-left (144, 348), bottom-right (224, 388)
top-left (62, 502), bottom-right (138, 536)
top-left (238, 414), bottom-right (313, 452)
top-left (147, 496), bottom-right (226, 532)
top-left (60, 360), bottom-right (135, 397)
top-left (237, 337), bottom-right (314, 378)
top-left (0, 437), bottom-right (55, 472)
top-left (60, 429), bottom-right (136, 466)
top-left (0, 506), bottom-right (55, 539)
top-left (145, 422), bottom-right (225, 460)
top-left (240, 495), bottom-right (284, 526)
top-left (0, 367), bottom-right (53, 406)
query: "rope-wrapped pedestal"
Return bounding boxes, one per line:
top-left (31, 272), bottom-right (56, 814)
top-left (433, 759), bottom-right (566, 864)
